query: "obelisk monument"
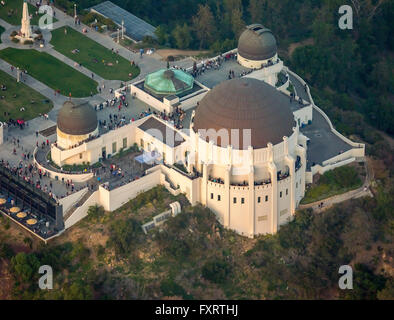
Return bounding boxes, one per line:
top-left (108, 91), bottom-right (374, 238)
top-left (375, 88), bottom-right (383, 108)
top-left (20, 0), bottom-right (33, 40)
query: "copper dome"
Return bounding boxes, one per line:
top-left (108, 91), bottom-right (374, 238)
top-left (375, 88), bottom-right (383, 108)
top-left (238, 24), bottom-right (277, 61)
top-left (193, 78), bottom-right (295, 149)
top-left (57, 101), bottom-right (98, 135)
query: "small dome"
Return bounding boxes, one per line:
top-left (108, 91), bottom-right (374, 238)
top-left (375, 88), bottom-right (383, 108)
top-left (163, 69), bottom-right (175, 79)
top-left (57, 101), bottom-right (97, 135)
top-left (193, 78), bottom-right (295, 149)
top-left (238, 24), bottom-right (277, 61)
top-left (144, 68), bottom-right (194, 97)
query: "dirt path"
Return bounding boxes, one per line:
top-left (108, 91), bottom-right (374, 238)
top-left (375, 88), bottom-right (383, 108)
top-left (155, 49), bottom-right (209, 61)
top-left (288, 38), bottom-right (314, 57)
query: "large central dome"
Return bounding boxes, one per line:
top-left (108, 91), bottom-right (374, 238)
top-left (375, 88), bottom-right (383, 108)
top-left (193, 78), bottom-right (295, 149)
top-left (57, 101), bottom-right (98, 135)
top-left (238, 24), bottom-right (277, 61)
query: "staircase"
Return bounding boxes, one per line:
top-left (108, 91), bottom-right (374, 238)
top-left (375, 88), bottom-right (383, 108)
top-left (63, 189), bottom-right (94, 222)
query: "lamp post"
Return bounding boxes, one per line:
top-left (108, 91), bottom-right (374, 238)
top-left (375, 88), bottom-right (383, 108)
top-left (121, 20), bottom-right (124, 40)
top-left (74, 3), bottom-right (77, 20)
top-left (117, 28), bottom-right (120, 43)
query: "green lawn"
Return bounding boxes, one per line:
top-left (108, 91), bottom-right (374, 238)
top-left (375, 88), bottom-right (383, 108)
top-left (50, 26), bottom-right (140, 81)
top-left (301, 165), bottom-right (363, 204)
top-left (0, 0), bottom-right (57, 26)
top-left (0, 69), bottom-right (53, 122)
top-left (0, 48), bottom-right (98, 98)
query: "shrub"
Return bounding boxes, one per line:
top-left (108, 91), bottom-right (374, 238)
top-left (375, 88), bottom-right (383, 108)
top-left (160, 279), bottom-right (193, 299)
top-left (87, 205), bottom-right (105, 222)
top-left (202, 259), bottom-right (232, 284)
top-left (0, 242), bottom-right (14, 259)
top-left (10, 252), bottom-right (41, 283)
top-left (108, 218), bottom-right (141, 256)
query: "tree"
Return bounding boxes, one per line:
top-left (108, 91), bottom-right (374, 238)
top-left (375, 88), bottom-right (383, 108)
top-left (192, 4), bottom-right (215, 48)
top-left (108, 218), bottom-right (141, 256)
top-left (23, 237), bottom-right (33, 249)
top-left (154, 25), bottom-right (169, 45)
top-left (231, 8), bottom-right (246, 38)
top-left (377, 278), bottom-right (394, 300)
top-left (172, 23), bottom-right (192, 49)
top-left (64, 280), bottom-right (93, 300)
top-left (248, 0), bottom-right (264, 23)
top-left (0, 242), bottom-right (14, 259)
top-left (202, 259), bottom-right (232, 284)
top-left (342, 264), bottom-right (387, 300)
top-left (11, 252), bottom-right (41, 283)
top-left (87, 205), bottom-right (105, 222)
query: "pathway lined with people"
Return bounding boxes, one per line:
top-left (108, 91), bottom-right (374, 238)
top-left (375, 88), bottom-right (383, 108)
top-left (288, 72), bottom-right (310, 103)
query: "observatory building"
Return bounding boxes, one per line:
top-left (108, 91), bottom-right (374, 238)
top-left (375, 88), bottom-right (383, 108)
top-left (188, 78), bottom-right (307, 235)
top-left (56, 101), bottom-right (98, 150)
top-left (41, 23), bottom-right (364, 238)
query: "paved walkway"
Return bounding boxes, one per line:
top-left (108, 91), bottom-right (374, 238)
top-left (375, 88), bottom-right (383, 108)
top-left (288, 72), bottom-right (310, 103)
top-left (300, 108), bottom-right (353, 169)
top-left (0, 4), bottom-right (165, 104)
top-left (0, 18), bottom-right (13, 30)
top-left (0, 1), bottom-right (198, 108)
top-left (299, 160), bottom-right (373, 213)
top-left (47, 5), bottom-right (167, 82)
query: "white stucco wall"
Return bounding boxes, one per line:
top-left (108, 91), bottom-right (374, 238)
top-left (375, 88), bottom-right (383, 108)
top-left (238, 53), bottom-right (279, 69)
top-left (99, 169), bottom-right (161, 212)
top-left (64, 190), bottom-right (99, 230)
top-left (243, 59), bottom-right (283, 87)
top-left (129, 81), bottom-right (172, 114)
top-left (294, 105), bottom-right (313, 126)
top-left (59, 187), bottom-right (89, 216)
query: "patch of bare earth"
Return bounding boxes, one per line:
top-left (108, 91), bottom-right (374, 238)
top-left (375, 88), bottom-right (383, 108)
top-left (288, 38), bottom-right (315, 57)
top-left (0, 260), bottom-right (13, 299)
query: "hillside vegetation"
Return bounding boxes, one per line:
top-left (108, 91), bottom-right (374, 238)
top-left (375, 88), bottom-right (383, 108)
top-left (0, 177), bottom-right (393, 300)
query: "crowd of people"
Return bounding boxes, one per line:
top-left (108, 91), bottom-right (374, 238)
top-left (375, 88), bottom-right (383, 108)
top-left (137, 106), bottom-right (186, 130)
top-left (208, 176), bottom-right (224, 184)
top-left (0, 159), bottom-right (80, 201)
top-left (98, 112), bottom-right (129, 132)
top-left (254, 179), bottom-right (272, 186)
top-left (188, 52), bottom-right (238, 78)
top-left (94, 94), bottom-right (128, 111)
top-left (188, 52), bottom-right (282, 80)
